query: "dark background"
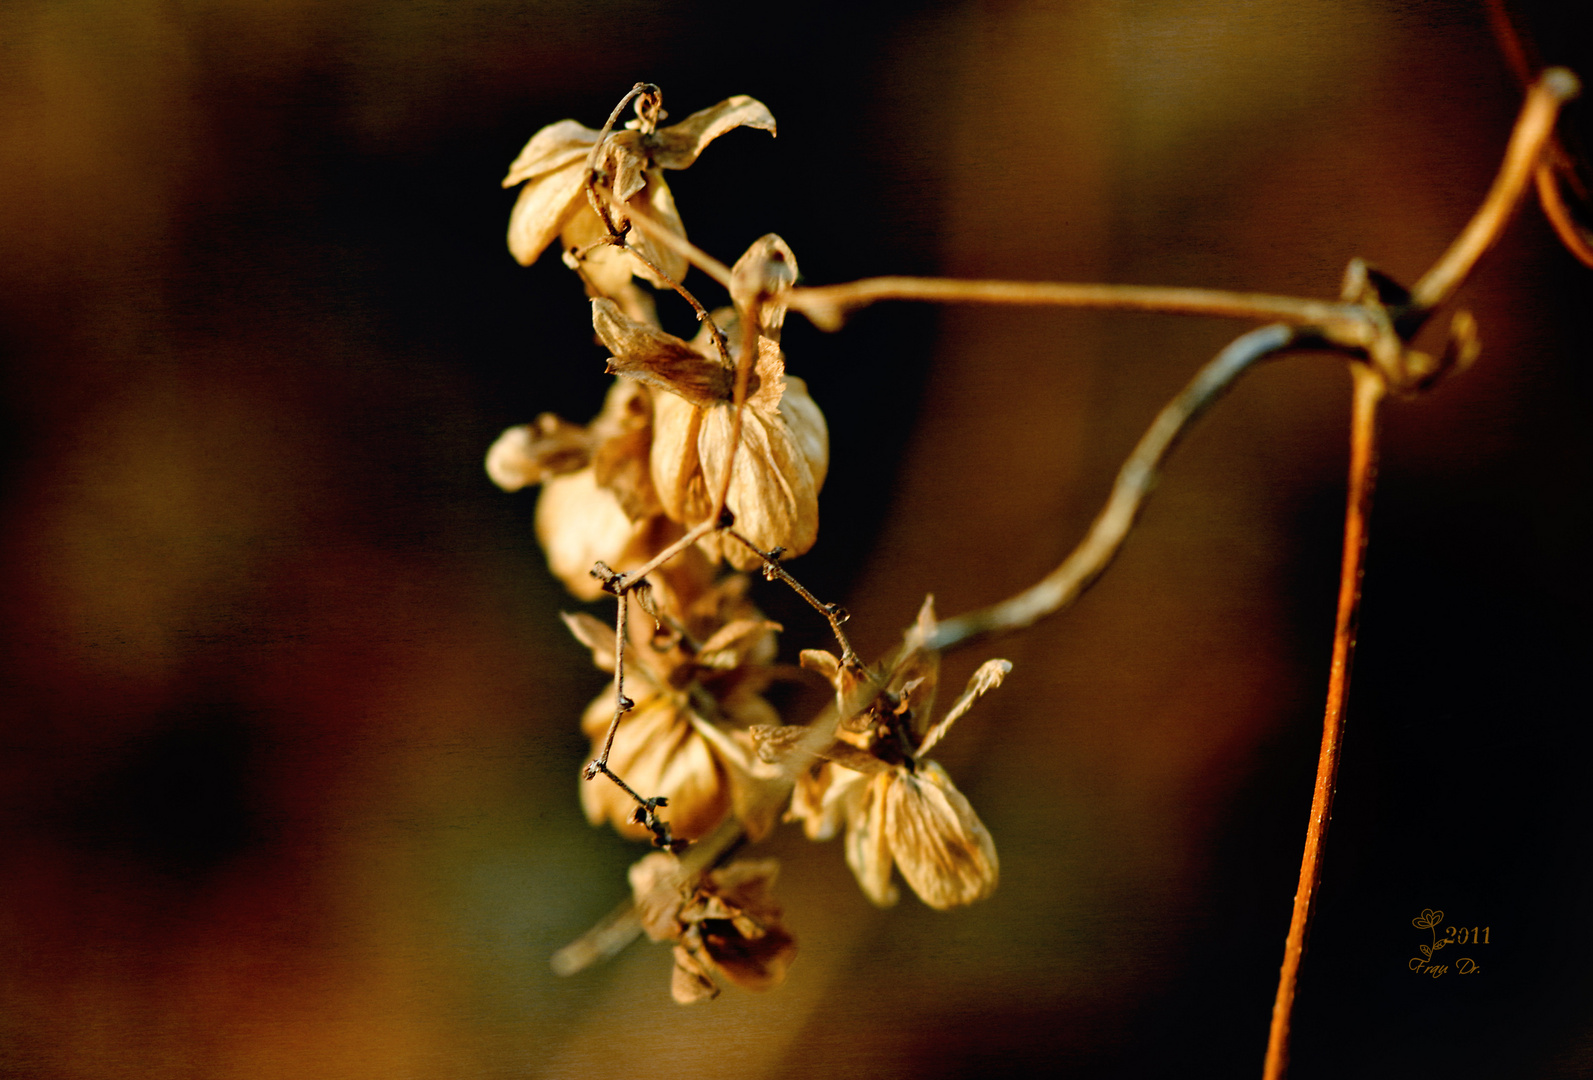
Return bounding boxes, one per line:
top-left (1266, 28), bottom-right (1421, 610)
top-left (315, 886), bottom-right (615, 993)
top-left (1, 1), bottom-right (1589, 1077)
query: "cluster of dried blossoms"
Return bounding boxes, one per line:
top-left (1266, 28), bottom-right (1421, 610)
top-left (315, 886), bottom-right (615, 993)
top-left (487, 86), bottom-right (1010, 1003)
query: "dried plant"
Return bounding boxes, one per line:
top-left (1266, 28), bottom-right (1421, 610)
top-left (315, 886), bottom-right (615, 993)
top-left (486, 61), bottom-right (1587, 1078)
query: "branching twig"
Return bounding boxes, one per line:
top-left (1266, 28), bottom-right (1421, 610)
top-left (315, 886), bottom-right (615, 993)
top-left (727, 530), bottom-right (860, 669)
top-left (549, 72), bottom-right (1585, 1020)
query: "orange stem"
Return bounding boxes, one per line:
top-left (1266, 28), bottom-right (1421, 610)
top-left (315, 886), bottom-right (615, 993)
top-left (1262, 364), bottom-right (1385, 1080)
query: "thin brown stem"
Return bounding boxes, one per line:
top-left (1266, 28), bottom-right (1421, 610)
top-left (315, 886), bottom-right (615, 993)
top-left (1262, 364), bottom-right (1385, 1080)
top-left (1410, 68), bottom-right (1579, 310)
top-left (617, 518), bottom-right (719, 591)
top-left (617, 240), bottom-right (733, 365)
top-left (727, 530), bottom-right (860, 668)
top-left (590, 588), bottom-right (634, 771)
top-left (790, 277), bottom-right (1371, 338)
top-left (583, 83), bottom-right (658, 234)
top-left (623, 202), bottom-right (736, 288)
top-left (929, 323), bottom-right (1299, 652)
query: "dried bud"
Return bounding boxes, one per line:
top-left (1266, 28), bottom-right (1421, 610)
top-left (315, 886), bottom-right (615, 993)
top-left (485, 413), bottom-right (592, 492)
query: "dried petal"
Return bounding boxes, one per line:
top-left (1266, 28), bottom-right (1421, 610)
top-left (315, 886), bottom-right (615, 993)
top-left (845, 773), bottom-right (899, 907)
top-left (779, 375), bottom-right (830, 491)
top-left (649, 387), bottom-right (710, 523)
top-left (696, 617), bottom-right (782, 671)
top-left (534, 469), bottom-right (636, 601)
top-left (560, 611), bottom-right (616, 672)
top-left (506, 157), bottom-right (589, 266)
top-left (687, 710), bottom-right (783, 841)
top-left (919, 658), bottom-right (1012, 755)
top-left (579, 692), bottom-right (730, 842)
top-left (697, 396), bottom-right (821, 569)
top-left (883, 761), bottom-right (999, 910)
top-left (502, 118), bottom-right (601, 187)
top-left (648, 95), bottom-right (777, 171)
top-left (799, 649), bottom-right (841, 680)
top-left (595, 298), bottom-right (733, 406)
top-left (484, 414), bottom-right (592, 492)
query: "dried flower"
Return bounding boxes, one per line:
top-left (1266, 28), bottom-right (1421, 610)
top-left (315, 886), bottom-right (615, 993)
top-left (486, 379), bottom-right (671, 600)
top-left (595, 236), bottom-right (828, 569)
top-left (503, 94), bottom-right (776, 294)
top-left (787, 598), bottom-right (1009, 909)
top-left (566, 573), bottom-right (785, 842)
top-left (629, 853), bottom-right (796, 1004)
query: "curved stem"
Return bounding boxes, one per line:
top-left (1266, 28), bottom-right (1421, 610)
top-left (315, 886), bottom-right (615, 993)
top-left (929, 323), bottom-right (1298, 652)
top-left (1410, 68), bottom-right (1579, 310)
top-left (1262, 364), bottom-right (1385, 1080)
top-left (791, 276), bottom-right (1367, 337)
top-left (1535, 162), bottom-right (1593, 269)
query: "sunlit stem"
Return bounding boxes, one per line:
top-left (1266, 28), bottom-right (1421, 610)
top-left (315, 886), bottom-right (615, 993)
top-left (1262, 364), bottom-right (1385, 1080)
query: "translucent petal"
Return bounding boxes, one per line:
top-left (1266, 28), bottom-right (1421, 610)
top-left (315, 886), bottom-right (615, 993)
top-left (506, 158), bottom-right (588, 266)
top-left (649, 95), bottom-right (777, 171)
top-left (884, 761), bottom-right (999, 910)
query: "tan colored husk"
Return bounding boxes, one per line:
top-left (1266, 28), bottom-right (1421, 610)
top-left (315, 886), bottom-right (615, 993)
top-left (596, 293), bottom-right (828, 570)
top-left (628, 853), bottom-right (795, 1004)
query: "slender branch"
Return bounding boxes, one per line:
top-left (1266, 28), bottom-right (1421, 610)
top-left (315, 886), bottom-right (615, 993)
top-left (1485, 3), bottom-right (1593, 269)
top-left (1262, 364), bottom-right (1385, 1080)
top-left (589, 588), bottom-right (634, 772)
top-left (790, 277), bottom-right (1370, 338)
top-left (727, 530), bottom-right (860, 668)
top-left (928, 323), bottom-right (1299, 652)
top-left (586, 187), bottom-right (734, 366)
top-left (1409, 68), bottom-right (1579, 310)
top-left (623, 201), bottom-right (736, 288)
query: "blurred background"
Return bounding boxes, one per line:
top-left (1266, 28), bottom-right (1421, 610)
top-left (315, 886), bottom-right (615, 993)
top-left (1, 0), bottom-right (1589, 1077)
